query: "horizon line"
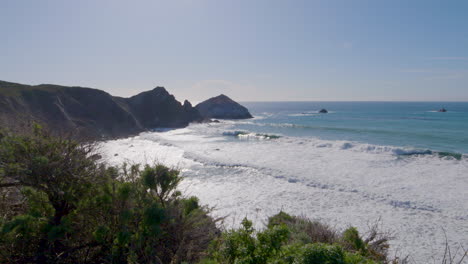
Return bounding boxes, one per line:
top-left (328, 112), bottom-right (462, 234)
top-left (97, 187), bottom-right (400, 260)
top-left (239, 100), bottom-right (468, 103)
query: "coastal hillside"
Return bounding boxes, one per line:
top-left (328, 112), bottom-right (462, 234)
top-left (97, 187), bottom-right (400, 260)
top-left (0, 81), bottom-right (254, 138)
top-left (0, 80), bottom-right (203, 138)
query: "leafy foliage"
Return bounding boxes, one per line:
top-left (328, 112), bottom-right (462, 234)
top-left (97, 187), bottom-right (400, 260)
top-left (209, 218), bottom-right (290, 264)
top-left (0, 125), bottom-right (219, 263)
top-left (204, 212), bottom-right (387, 264)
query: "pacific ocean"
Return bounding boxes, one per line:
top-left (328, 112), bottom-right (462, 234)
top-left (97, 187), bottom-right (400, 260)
top-left (100, 101), bottom-right (468, 262)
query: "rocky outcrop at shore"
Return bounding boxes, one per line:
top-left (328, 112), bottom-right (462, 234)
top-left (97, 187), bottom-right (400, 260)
top-left (195, 94), bottom-right (253, 119)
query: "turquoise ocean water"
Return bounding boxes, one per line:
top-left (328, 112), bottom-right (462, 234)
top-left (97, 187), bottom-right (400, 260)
top-left (241, 102), bottom-right (468, 155)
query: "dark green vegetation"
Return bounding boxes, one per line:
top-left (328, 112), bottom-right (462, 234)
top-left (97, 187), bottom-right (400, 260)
top-left (0, 125), bottom-right (218, 263)
top-left (0, 125), bottom-right (465, 263)
top-left (202, 212), bottom-right (396, 264)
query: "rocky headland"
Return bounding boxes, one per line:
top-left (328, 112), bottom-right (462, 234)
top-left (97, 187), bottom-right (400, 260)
top-left (195, 94), bottom-right (253, 119)
top-left (0, 80), bottom-right (252, 139)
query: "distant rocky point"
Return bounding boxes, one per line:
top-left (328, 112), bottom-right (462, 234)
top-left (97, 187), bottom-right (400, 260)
top-left (0, 80), bottom-right (252, 139)
top-left (195, 94), bottom-right (253, 119)
top-left (319, 109), bottom-right (328, 113)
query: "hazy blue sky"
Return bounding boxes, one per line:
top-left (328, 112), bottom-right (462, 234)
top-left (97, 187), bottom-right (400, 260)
top-left (1, 0), bottom-right (468, 102)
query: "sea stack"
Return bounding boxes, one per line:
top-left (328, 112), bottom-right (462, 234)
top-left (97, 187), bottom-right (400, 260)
top-left (195, 94), bottom-right (253, 119)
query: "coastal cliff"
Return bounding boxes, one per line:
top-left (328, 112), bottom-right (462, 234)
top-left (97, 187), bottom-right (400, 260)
top-left (0, 81), bottom-right (201, 138)
top-left (0, 81), bottom-right (253, 139)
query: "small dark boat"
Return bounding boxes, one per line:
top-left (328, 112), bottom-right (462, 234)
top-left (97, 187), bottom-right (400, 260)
top-left (319, 109), bottom-right (328, 114)
top-left (438, 108), bottom-right (447, 112)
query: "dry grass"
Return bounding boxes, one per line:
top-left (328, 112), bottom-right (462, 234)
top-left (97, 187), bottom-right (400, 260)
top-left (437, 230), bottom-right (468, 264)
top-left (267, 211), bottom-right (339, 244)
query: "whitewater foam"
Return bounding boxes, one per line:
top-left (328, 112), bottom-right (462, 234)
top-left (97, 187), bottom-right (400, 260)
top-left (99, 122), bottom-right (468, 262)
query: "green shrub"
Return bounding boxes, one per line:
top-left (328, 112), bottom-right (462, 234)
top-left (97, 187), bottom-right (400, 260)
top-left (342, 227), bottom-right (366, 253)
top-left (206, 219), bottom-right (380, 264)
top-left (210, 218), bottom-right (290, 264)
top-left (344, 252), bottom-right (378, 264)
top-left (298, 243), bottom-right (346, 264)
top-left (341, 225), bottom-right (390, 262)
top-left (183, 196), bottom-right (201, 216)
top-left (0, 126), bottom-right (219, 263)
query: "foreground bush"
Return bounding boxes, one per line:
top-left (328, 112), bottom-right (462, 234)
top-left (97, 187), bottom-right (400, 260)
top-left (0, 125), bottom-right (219, 263)
top-left (203, 214), bottom-right (382, 264)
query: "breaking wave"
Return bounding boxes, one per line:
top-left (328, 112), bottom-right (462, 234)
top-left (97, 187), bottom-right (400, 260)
top-left (222, 130), bottom-right (465, 160)
top-left (222, 131), bottom-right (281, 140)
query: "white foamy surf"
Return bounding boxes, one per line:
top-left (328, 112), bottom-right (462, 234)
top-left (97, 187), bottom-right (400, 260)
top-left (99, 121), bottom-right (468, 262)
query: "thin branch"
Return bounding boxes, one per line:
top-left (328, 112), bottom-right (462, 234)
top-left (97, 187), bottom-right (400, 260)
top-left (0, 182), bottom-right (21, 188)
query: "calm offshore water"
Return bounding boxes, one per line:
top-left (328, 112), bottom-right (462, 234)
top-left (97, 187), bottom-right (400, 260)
top-left (242, 101), bottom-right (468, 154)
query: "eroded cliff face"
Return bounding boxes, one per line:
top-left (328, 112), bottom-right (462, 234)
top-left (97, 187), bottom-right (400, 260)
top-left (195, 94), bottom-right (253, 119)
top-left (0, 81), bottom-right (201, 139)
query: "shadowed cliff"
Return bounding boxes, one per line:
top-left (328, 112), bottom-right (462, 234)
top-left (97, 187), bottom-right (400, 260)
top-left (0, 81), bottom-right (201, 139)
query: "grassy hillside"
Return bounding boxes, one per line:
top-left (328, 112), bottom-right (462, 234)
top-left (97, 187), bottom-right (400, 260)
top-left (0, 80), bottom-right (97, 96)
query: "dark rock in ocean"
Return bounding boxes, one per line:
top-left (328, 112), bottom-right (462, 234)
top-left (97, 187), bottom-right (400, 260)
top-left (195, 94), bottom-right (253, 119)
top-left (438, 108), bottom-right (447, 112)
top-left (0, 80), bottom-right (201, 139)
top-left (319, 109), bottom-right (328, 113)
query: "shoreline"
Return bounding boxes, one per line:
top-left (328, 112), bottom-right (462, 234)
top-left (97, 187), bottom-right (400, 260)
top-left (98, 125), bottom-right (468, 263)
